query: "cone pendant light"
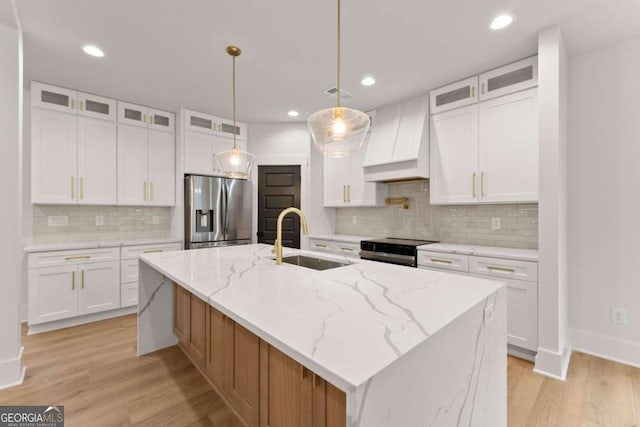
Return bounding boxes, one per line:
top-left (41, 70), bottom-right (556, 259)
top-left (307, 0), bottom-right (370, 158)
top-left (215, 46), bottom-right (255, 179)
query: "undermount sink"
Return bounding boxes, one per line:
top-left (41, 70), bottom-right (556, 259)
top-left (279, 255), bottom-right (350, 271)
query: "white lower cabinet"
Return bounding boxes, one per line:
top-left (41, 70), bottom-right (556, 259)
top-left (119, 242), bottom-right (182, 307)
top-left (308, 238), bottom-right (361, 259)
top-left (28, 249), bottom-right (120, 326)
top-left (418, 249), bottom-right (538, 353)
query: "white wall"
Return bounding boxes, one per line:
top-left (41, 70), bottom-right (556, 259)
top-left (0, 15), bottom-right (25, 388)
top-left (535, 26), bottom-right (571, 380)
top-left (248, 122), bottom-right (334, 248)
top-left (568, 36), bottom-right (640, 367)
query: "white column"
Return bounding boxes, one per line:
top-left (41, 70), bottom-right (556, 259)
top-left (0, 1), bottom-right (25, 390)
top-left (535, 26), bottom-right (571, 379)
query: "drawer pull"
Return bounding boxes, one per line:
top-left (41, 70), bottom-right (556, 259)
top-left (143, 249), bottom-right (163, 254)
top-left (81, 270), bottom-right (85, 289)
top-left (339, 247), bottom-right (353, 251)
top-left (431, 258), bottom-right (452, 264)
top-left (314, 243), bottom-right (327, 248)
top-left (65, 255), bottom-right (91, 261)
top-left (487, 265), bottom-right (515, 273)
top-left (71, 271), bottom-right (75, 290)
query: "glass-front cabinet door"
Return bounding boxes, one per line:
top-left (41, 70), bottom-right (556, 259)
top-left (479, 56), bottom-right (538, 101)
top-left (32, 82), bottom-right (77, 114)
top-left (117, 101), bottom-right (148, 128)
top-left (148, 108), bottom-right (175, 132)
top-left (216, 117), bottom-right (246, 141)
top-left (184, 109), bottom-right (215, 134)
top-left (429, 77), bottom-right (479, 115)
top-left (77, 92), bottom-right (116, 121)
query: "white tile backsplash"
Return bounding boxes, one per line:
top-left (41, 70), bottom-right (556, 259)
top-left (32, 205), bottom-right (172, 243)
top-left (335, 181), bottom-right (538, 249)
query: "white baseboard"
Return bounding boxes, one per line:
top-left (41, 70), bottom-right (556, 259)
top-left (28, 306), bottom-right (137, 335)
top-left (533, 345), bottom-right (572, 381)
top-left (570, 328), bottom-right (640, 369)
top-left (0, 346), bottom-right (25, 390)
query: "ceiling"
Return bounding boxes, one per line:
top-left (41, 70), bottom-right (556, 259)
top-left (0, 0), bottom-right (16, 28)
top-left (15, 0), bottom-right (640, 123)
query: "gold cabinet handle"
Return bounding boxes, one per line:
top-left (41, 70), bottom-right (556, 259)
top-left (71, 99), bottom-right (75, 109)
top-left (71, 271), bottom-right (75, 290)
top-left (71, 177), bottom-right (75, 200)
top-left (150, 182), bottom-right (154, 202)
top-left (81, 270), bottom-right (85, 289)
top-left (487, 265), bottom-right (516, 273)
top-left (314, 243), bottom-right (327, 248)
top-left (481, 172), bottom-right (485, 198)
top-left (65, 255), bottom-right (91, 261)
top-left (431, 258), bottom-right (452, 264)
top-left (80, 177), bottom-right (84, 200)
top-left (143, 182), bottom-right (147, 201)
top-left (347, 185), bottom-right (351, 202)
top-left (150, 115), bottom-right (154, 124)
top-left (143, 249), bottom-right (163, 254)
top-left (343, 185), bottom-right (347, 202)
top-left (143, 114), bottom-right (147, 123)
top-left (472, 173), bottom-right (477, 198)
top-left (340, 247), bottom-right (354, 252)
top-left (80, 100), bottom-right (85, 111)
top-left (471, 86), bottom-right (476, 98)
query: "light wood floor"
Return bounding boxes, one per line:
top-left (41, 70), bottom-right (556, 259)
top-left (0, 315), bottom-right (638, 426)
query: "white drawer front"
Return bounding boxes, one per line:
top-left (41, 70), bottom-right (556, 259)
top-left (418, 250), bottom-right (469, 272)
top-left (121, 242), bottom-right (182, 260)
top-left (121, 282), bottom-right (138, 307)
top-left (121, 259), bottom-right (139, 283)
top-left (28, 247), bottom-right (120, 269)
top-left (469, 256), bottom-right (537, 282)
top-left (309, 239), bottom-right (335, 253)
top-left (333, 241), bottom-right (360, 258)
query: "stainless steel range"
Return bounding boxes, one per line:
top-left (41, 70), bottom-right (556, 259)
top-left (360, 238), bottom-right (438, 267)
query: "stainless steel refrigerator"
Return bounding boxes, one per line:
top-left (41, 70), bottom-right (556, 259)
top-left (185, 175), bottom-right (252, 249)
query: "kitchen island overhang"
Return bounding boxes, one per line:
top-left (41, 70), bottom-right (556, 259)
top-left (137, 244), bottom-right (506, 426)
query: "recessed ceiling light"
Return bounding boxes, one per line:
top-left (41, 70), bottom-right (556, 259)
top-left (361, 76), bottom-right (376, 86)
top-left (490, 14), bottom-right (514, 30)
top-left (288, 110), bottom-right (299, 117)
top-left (82, 45), bottom-right (104, 57)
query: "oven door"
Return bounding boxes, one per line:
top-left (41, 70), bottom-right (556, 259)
top-left (359, 250), bottom-right (416, 267)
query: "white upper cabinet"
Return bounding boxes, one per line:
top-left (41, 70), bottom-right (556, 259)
top-left (429, 57), bottom-right (539, 205)
top-left (77, 92), bottom-right (116, 121)
top-left (429, 77), bottom-right (478, 115)
top-left (77, 117), bottom-right (117, 204)
top-left (325, 115), bottom-right (387, 207)
top-left (31, 108), bottom-right (78, 204)
top-left (117, 124), bottom-right (149, 205)
top-left (181, 108), bottom-right (248, 176)
top-left (478, 88), bottom-right (538, 202)
top-left (430, 105), bottom-right (479, 204)
top-left (479, 56), bottom-right (538, 101)
top-left (31, 82), bottom-right (77, 114)
top-left (148, 129), bottom-right (176, 206)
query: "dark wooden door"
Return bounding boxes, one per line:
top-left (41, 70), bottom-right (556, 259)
top-left (257, 165), bottom-right (301, 249)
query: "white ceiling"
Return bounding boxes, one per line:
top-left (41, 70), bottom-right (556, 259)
top-left (15, 0), bottom-right (640, 122)
top-left (0, 0), bottom-right (16, 28)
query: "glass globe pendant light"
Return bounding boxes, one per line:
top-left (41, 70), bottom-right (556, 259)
top-left (307, 0), bottom-right (370, 158)
top-left (215, 46), bottom-right (256, 179)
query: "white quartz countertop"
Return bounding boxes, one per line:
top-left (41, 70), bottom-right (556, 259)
top-left (23, 237), bottom-right (183, 253)
top-left (308, 234), bottom-right (376, 243)
top-left (140, 244), bottom-right (504, 391)
top-left (417, 242), bottom-right (538, 262)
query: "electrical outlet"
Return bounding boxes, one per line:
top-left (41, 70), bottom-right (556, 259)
top-left (47, 216), bottom-right (68, 227)
top-left (95, 215), bottom-right (104, 226)
top-left (491, 217), bottom-right (501, 230)
top-left (352, 215), bottom-right (357, 225)
top-left (611, 307), bottom-right (628, 325)
top-left (152, 215), bottom-right (160, 225)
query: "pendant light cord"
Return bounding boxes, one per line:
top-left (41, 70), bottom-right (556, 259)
top-left (336, 0), bottom-right (341, 109)
top-left (232, 54), bottom-right (237, 150)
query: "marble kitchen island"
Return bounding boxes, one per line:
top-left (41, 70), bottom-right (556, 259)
top-left (137, 244), bottom-right (507, 426)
